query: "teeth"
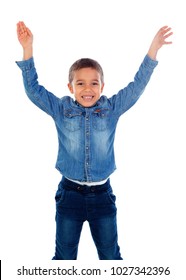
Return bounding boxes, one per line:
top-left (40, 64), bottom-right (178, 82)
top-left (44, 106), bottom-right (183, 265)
top-left (83, 96), bottom-right (93, 100)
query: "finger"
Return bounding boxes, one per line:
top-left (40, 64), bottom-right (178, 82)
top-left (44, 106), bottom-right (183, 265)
top-left (17, 22), bottom-right (22, 32)
top-left (163, 27), bottom-right (172, 35)
top-left (159, 26), bottom-right (169, 34)
top-left (161, 25), bottom-right (169, 30)
top-left (17, 23), bottom-right (22, 37)
top-left (19, 21), bottom-right (27, 33)
top-left (160, 26), bottom-right (172, 31)
top-left (164, 31), bottom-right (173, 38)
top-left (17, 21), bottom-right (28, 38)
top-left (164, 41), bottom-right (173, 45)
top-left (159, 26), bottom-right (172, 36)
top-left (27, 28), bottom-right (33, 37)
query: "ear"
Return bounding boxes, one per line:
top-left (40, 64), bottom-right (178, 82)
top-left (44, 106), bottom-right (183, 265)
top-left (101, 83), bottom-right (105, 93)
top-left (68, 83), bottom-right (74, 94)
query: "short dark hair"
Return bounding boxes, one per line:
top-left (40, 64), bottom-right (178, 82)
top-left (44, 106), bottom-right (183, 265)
top-left (68, 58), bottom-right (104, 84)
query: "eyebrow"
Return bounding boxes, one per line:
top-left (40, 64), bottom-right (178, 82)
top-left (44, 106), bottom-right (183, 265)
top-left (75, 79), bottom-right (100, 82)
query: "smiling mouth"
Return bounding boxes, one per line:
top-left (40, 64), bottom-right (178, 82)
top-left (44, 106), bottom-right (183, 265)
top-left (82, 96), bottom-right (94, 101)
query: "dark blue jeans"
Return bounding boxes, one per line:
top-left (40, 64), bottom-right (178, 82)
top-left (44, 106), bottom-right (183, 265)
top-left (52, 177), bottom-right (122, 260)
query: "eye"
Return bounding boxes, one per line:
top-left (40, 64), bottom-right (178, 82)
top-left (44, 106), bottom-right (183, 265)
top-left (92, 82), bottom-right (99, 86)
top-left (77, 82), bottom-right (84, 86)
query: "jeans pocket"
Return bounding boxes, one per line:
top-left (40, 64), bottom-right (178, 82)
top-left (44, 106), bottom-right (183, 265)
top-left (106, 189), bottom-right (116, 205)
top-left (55, 186), bottom-right (65, 204)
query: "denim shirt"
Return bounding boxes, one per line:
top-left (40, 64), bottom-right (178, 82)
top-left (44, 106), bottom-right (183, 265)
top-left (16, 55), bottom-right (158, 182)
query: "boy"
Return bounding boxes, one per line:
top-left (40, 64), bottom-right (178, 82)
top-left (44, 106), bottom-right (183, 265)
top-left (16, 22), bottom-right (173, 260)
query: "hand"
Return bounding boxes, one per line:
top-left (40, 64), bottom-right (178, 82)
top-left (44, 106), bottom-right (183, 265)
top-left (148, 26), bottom-right (173, 60)
top-left (17, 21), bottom-right (33, 60)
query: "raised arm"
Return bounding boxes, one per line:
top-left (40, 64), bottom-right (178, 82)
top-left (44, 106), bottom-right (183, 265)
top-left (17, 21), bottom-right (33, 60)
top-left (109, 26), bottom-right (173, 116)
top-left (16, 21), bottom-right (61, 118)
top-left (147, 26), bottom-right (173, 60)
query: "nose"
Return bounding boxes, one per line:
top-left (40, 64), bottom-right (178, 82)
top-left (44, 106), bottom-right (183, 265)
top-left (84, 84), bottom-right (91, 91)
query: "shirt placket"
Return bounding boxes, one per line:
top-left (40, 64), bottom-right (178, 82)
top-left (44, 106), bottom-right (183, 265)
top-left (84, 109), bottom-right (91, 181)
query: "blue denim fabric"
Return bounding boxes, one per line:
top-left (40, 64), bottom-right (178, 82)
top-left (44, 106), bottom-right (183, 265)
top-left (52, 177), bottom-right (122, 260)
top-left (16, 56), bottom-right (158, 182)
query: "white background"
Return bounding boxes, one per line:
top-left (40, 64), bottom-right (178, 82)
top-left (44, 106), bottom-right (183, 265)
top-left (0, 0), bottom-right (185, 279)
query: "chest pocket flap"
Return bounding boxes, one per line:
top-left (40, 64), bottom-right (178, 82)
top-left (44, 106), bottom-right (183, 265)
top-left (93, 108), bottom-right (111, 131)
top-left (63, 109), bottom-right (83, 131)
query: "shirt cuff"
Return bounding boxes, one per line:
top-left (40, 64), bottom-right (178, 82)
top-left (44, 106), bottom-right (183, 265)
top-left (144, 54), bottom-right (158, 69)
top-left (15, 57), bottom-right (35, 70)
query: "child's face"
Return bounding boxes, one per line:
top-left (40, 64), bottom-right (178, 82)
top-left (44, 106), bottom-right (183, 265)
top-left (68, 67), bottom-right (104, 107)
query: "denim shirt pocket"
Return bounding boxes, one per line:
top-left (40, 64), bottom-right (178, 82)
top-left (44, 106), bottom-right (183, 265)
top-left (92, 108), bottom-right (111, 131)
top-left (63, 109), bottom-right (83, 131)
